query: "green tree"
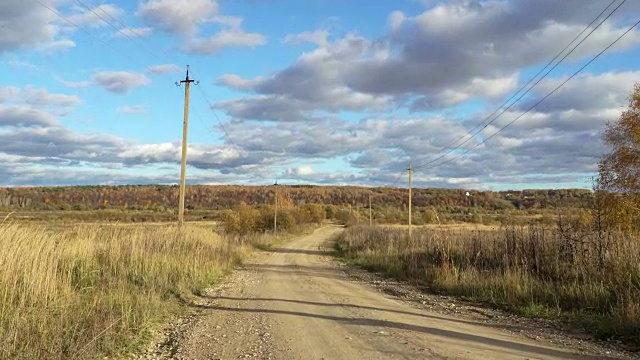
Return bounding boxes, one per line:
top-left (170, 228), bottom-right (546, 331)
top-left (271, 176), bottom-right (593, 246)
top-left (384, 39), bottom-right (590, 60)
top-left (598, 83), bottom-right (640, 227)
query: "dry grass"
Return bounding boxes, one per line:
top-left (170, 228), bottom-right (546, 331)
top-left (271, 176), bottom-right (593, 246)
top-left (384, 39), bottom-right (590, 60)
top-left (383, 223), bottom-right (500, 231)
top-left (337, 225), bottom-right (640, 345)
top-left (0, 223), bottom-right (253, 359)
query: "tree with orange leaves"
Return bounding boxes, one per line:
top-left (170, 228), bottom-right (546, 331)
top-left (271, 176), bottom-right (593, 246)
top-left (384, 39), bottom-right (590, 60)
top-left (598, 83), bottom-right (640, 227)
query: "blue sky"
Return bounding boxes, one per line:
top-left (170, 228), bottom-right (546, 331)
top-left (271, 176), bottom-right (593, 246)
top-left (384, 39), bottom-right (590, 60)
top-left (1, 0), bottom-right (640, 189)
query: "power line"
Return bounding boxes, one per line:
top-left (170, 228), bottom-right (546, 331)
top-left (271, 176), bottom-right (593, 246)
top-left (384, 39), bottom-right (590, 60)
top-left (383, 0), bottom-right (623, 188)
top-left (33, 0), bottom-right (132, 61)
top-left (38, 0), bottom-right (235, 149)
top-left (422, 15), bottom-right (640, 172)
top-left (388, 169), bottom-right (407, 188)
top-left (75, 0), bottom-right (176, 67)
top-left (412, 0), bottom-right (624, 170)
top-left (194, 82), bottom-right (240, 150)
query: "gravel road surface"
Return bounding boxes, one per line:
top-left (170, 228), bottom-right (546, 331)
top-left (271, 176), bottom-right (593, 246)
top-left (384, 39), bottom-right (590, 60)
top-left (140, 226), bottom-right (631, 360)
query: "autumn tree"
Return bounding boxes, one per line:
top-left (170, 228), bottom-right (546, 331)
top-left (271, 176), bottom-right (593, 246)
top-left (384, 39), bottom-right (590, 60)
top-left (598, 83), bottom-right (640, 227)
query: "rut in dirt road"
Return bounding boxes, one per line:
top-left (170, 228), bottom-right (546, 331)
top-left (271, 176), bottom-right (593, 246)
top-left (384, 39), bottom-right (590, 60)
top-left (160, 226), bottom-right (624, 360)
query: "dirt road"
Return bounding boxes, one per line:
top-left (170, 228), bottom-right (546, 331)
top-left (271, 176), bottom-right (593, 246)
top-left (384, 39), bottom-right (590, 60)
top-left (153, 226), bottom-right (625, 360)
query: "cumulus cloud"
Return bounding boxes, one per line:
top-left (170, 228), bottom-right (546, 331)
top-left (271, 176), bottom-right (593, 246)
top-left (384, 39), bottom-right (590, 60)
top-left (215, 33), bottom-right (393, 121)
top-left (217, 74), bottom-right (264, 91)
top-left (0, 0), bottom-right (68, 52)
top-left (116, 105), bottom-right (147, 115)
top-left (3, 2), bottom-right (640, 188)
top-left (185, 28), bottom-right (266, 54)
top-left (146, 63), bottom-right (181, 75)
top-left (136, 0), bottom-right (266, 54)
top-left (66, 4), bottom-right (124, 28)
top-left (215, 96), bottom-right (310, 122)
top-left (21, 86), bottom-right (80, 108)
top-left (285, 166), bottom-right (316, 177)
top-left (0, 86), bottom-right (19, 103)
top-left (55, 76), bottom-right (93, 89)
top-left (0, 85), bottom-right (262, 182)
top-left (136, 0), bottom-right (218, 37)
top-left (215, 69), bottom-right (633, 186)
top-left (38, 39), bottom-right (76, 53)
top-left (92, 71), bottom-right (151, 94)
top-left (284, 30), bottom-right (329, 47)
top-left (0, 105), bottom-right (59, 127)
top-left (217, 1), bottom-right (640, 123)
top-left (114, 27), bottom-right (152, 38)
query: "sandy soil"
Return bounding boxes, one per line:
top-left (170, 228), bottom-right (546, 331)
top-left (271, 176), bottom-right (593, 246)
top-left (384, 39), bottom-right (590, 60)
top-left (137, 225), bottom-right (635, 360)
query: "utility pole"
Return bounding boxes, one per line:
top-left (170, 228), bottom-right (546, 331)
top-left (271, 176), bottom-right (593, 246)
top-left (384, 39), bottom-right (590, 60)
top-left (176, 66), bottom-right (197, 226)
top-left (408, 161), bottom-right (413, 238)
top-left (274, 181), bottom-right (278, 237)
top-left (369, 193), bottom-right (372, 226)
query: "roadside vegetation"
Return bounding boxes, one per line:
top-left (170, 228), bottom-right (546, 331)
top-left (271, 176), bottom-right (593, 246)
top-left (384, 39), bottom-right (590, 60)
top-left (0, 199), bottom-right (325, 359)
top-left (337, 84), bottom-right (640, 347)
top-left (0, 223), bottom-right (249, 359)
top-left (337, 222), bottom-right (640, 345)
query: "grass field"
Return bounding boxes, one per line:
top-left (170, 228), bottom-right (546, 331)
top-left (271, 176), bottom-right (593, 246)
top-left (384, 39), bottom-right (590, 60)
top-left (0, 222), bottom-right (255, 359)
top-left (337, 225), bottom-right (640, 347)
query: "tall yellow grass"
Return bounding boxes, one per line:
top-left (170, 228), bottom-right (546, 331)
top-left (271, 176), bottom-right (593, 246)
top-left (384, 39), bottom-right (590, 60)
top-left (0, 223), bottom-right (251, 359)
top-left (337, 225), bottom-right (640, 345)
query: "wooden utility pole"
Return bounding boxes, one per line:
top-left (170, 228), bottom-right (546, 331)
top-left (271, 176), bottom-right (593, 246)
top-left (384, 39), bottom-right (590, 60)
top-left (408, 161), bottom-right (413, 238)
top-left (274, 181), bottom-right (278, 237)
top-left (369, 193), bottom-right (372, 226)
top-left (176, 66), bottom-right (197, 226)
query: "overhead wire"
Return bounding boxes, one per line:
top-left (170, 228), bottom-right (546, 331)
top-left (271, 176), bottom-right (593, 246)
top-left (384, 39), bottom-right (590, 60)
top-left (421, 15), bottom-right (640, 172)
top-left (384, 0), bottom-right (625, 188)
top-left (72, 0), bottom-right (167, 64)
top-left (412, 0), bottom-right (625, 171)
top-left (37, 0), bottom-right (241, 152)
top-left (193, 81), bottom-right (240, 151)
top-left (33, 0), bottom-right (134, 62)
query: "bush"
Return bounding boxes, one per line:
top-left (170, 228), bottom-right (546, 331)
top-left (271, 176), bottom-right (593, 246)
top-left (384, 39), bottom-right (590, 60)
top-left (222, 203), bottom-right (324, 235)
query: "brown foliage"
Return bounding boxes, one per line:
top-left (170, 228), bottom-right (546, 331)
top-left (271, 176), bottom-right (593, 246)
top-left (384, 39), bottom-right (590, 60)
top-left (0, 185), bottom-right (593, 213)
top-left (598, 83), bottom-right (640, 228)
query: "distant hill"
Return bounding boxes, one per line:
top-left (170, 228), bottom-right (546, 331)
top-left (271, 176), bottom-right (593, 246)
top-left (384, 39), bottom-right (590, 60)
top-left (0, 185), bottom-right (593, 212)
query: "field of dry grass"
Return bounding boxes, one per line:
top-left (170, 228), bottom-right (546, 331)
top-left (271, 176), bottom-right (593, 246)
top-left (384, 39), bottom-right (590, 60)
top-left (0, 222), bottom-right (254, 359)
top-left (337, 225), bottom-right (640, 347)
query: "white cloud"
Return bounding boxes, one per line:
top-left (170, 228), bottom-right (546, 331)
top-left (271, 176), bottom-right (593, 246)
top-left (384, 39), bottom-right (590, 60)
top-left (22, 86), bottom-right (80, 108)
top-left (0, 0), bottom-right (67, 52)
top-left (136, 0), bottom-right (218, 37)
top-left (92, 71), bottom-right (151, 94)
top-left (116, 105), bottom-right (147, 115)
top-left (0, 105), bottom-right (59, 127)
top-left (284, 30), bottom-right (329, 47)
top-left (4, 60), bottom-right (40, 72)
top-left (146, 63), bottom-right (181, 75)
top-left (285, 166), bottom-right (316, 176)
top-left (217, 74), bottom-right (263, 91)
top-left (55, 76), bottom-right (92, 89)
top-left (38, 39), bottom-right (76, 53)
top-left (387, 11), bottom-right (406, 31)
top-left (114, 27), bottom-right (152, 38)
top-left (185, 28), bottom-right (266, 54)
top-left (0, 86), bottom-right (19, 103)
top-left (67, 4), bottom-right (124, 28)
